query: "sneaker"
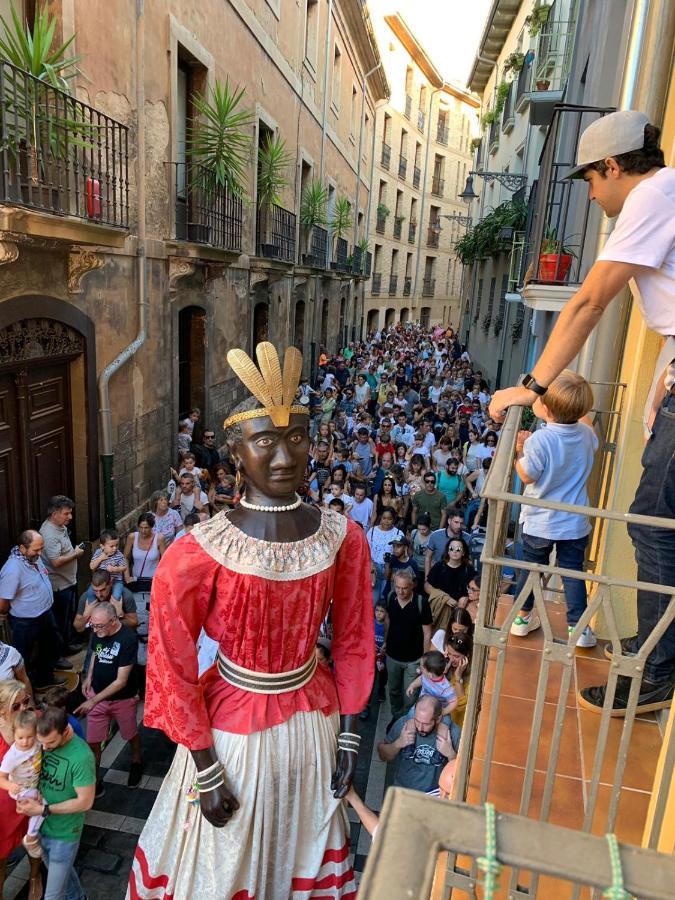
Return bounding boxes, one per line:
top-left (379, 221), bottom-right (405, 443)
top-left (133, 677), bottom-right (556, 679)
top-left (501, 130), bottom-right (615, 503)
top-left (55, 658), bottom-right (74, 670)
top-left (578, 676), bottom-right (674, 717)
top-left (128, 761), bottom-right (144, 788)
top-left (569, 625), bottom-right (597, 648)
top-left (95, 778), bottom-right (106, 799)
top-left (603, 635), bottom-right (639, 661)
top-left (510, 613), bottom-right (541, 637)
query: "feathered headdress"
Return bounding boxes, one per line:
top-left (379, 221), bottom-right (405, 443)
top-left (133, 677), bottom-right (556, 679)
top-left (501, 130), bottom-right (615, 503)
top-left (223, 342), bottom-right (308, 430)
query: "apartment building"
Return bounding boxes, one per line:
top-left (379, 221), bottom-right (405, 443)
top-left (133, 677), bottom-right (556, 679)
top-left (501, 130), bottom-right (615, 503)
top-left (0, 0), bottom-right (387, 544)
top-left (364, 11), bottom-right (479, 333)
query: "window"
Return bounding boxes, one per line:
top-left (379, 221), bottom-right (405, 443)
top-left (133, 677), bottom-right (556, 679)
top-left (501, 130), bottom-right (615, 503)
top-left (332, 44), bottom-right (342, 110)
top-left (304, 0), bottom-right (319, 69)
top-left (350, 86), bottom-right (357, 139)
top-left (405, 66), bottom-right (413, 96)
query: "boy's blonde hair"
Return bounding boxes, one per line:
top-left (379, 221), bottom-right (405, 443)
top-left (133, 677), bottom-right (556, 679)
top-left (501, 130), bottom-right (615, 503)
top-left (544, 370), bottom-right (594, 424)
top-left (15, 709), bottom-right (37, 733)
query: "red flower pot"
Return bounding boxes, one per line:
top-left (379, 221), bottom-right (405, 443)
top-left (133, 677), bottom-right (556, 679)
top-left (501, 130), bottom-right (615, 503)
top-left (539, 253), bottom-right (573, 282)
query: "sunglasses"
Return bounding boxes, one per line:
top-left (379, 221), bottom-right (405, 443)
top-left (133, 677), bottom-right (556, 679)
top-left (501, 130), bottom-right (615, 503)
top-left (448, 546), bottom-right (464, 552)
top-left (11, 696), bottom-right (33, 712)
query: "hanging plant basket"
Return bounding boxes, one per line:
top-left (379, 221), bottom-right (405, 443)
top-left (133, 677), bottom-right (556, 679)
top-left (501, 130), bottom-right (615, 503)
top-left (493, 316), bottom-right (504, 336)
top-left (481, 314), bottom-right (492, 333)
top-left (511, 319), bottom-right (524, 341)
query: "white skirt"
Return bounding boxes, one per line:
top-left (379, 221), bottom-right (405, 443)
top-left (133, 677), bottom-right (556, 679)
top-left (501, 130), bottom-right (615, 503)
top-left (128, 710), bottom-right (356, 899)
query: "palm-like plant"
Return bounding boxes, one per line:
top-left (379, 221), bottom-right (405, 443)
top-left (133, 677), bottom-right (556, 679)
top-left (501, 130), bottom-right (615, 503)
top-left (257, 133), bottom-right (292, 208)
top-left (300, 180), bottom-right (328, 228)
top-left (330, 196), bottom-right (352, 241)
top-left (0, 3), bottom-right (80, 85)
top-left (186, 80), bottom-right (253, 198)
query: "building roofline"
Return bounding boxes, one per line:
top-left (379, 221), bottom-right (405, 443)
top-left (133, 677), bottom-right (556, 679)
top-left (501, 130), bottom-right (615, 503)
top-left (384, 13), bottom-right (480, 108)
top-left (467, 0), bottom-right (522, 95)
top-left (340, 0), bottom-right (390, 100)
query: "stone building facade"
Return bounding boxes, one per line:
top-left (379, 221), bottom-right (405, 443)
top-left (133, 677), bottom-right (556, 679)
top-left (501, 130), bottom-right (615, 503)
top-left (0, 0), bottom-right (387, 548)
top-left (364, 10), bottom-right (479, 333)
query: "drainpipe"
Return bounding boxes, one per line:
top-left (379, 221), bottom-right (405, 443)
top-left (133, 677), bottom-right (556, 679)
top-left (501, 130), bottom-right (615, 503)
top-left (318, 0), bottom-right (334, 183)
top-left (364, 97), bottom-right (388, 332)
top-left (97, 0), bottom-right (148, 527)
top-left (412, 86), bottom-right (441, 316)
top-left (577, 0), bottom-right (675, 402)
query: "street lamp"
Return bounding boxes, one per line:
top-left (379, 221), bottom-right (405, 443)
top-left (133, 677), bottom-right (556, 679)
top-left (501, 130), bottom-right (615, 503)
top-left (460, 170), bottom-right (527, 194)
top-left (458, 174), bottom-right (479, 203)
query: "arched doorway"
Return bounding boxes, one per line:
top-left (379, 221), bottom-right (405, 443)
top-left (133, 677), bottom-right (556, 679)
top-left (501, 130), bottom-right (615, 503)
top-left (253, 301), bottom-right (269, 347)
top-left (384, 307), bottom-right (395, 328)
top-left (0, 305), bottom-right (97, 557)
top-left (320, 298), bottom-right (329, 348)
top-left (366, 309), bottom-right (379, 333)
top-left (178, 306), bottom-right (206, 419)
top-left (293, 300), bottom-right (305, 351)
top-left (420, 306), bottom-right (431, 329)
top-left (400, 307), bottom-right (409, 323)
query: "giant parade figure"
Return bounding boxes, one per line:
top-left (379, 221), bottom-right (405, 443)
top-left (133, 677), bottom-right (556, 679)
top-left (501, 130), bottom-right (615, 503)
top-left (128, 342), bottom-right (374, 899)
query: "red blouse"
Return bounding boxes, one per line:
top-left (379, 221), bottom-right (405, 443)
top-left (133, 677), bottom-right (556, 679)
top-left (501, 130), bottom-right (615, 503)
top-left (144, 511), bottom-right (375, 750)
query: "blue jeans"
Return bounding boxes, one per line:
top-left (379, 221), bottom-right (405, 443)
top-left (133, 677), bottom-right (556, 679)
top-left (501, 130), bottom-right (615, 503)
top-left (9, 609), bottom-right (61, 686)
top-left (626, 389), bottom-right (675, 683)
top-left (41, 834), bottom-right (84, 900)
top-left (514, 533), bottom-right (589, 626)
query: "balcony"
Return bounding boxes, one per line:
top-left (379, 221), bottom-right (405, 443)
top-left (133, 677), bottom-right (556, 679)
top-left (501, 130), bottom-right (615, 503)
top-left (530, 17), bottom-right (577, 126)
top-left (173, 162), bottom-right (242, 251)
top-left (508, 229), bottom-right (526, 292)
top-left (398, 155), bottom-right (407, 180)
top-left (402, 276), bottom-right (411, 296)
top-left (388, 274), bottom-right (398, 296)
top-left (393, 216), bottom-right (403, 240)
top-left (431, 175), bottom-right (444, 197)
top-left (417, 109), bottom-right (425, 132)
top-left (412, 166), bottom-right (421, 189)
top-left (376, 211), bottom-right (387, 234)
top-left (525, 104), bottom-right (613, 294)
top-left (436, 123), bottom-right (448, 146)
top-left (0, 59), bottom-right (129, 229)
top-left (334, 236), bottom-right (348, 272)
top-left (351, 245), bottom-right (363, 276)
top-left (255, 202), bottom-right (296, 262)
top-left (515, 54), bottom-right (533, 111)
top-left (488, 116), bottom-right (500, 153)
top-left (371, 272), bottom-right (381, 295)
top-left (302, 224), bottom-right (328, 268)
top-left (381, 141), bottom-right (391, 169)
top-left (501, 81), bottom-right (515, 134)
top-left (365, 250), bottom-right (372, 277)
top-left (404, 95), bottom-right (412, 119)
top-left (426, 225), bottom-right (439, 248)
top-left (422, 276), bottom-right (435, 297)
top-left (407, 222), bottom-right (416, 244)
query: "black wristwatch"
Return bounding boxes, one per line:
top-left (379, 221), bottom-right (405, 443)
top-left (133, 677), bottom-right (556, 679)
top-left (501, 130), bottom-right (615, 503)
top-left (521, 373), bottom-right (548, 397)
top-left (43, 802), bottom-right (51, 817)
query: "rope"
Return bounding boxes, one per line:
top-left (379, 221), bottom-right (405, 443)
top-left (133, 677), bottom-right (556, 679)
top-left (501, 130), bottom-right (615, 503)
top-left (602, 833), bottom-right (633, 899)
top-left (476, 802), bottom-right (501, 898)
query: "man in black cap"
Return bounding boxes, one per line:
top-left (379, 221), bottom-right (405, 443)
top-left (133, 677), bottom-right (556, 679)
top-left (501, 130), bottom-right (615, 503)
top-left (384, 536), bottom-right (420, 595)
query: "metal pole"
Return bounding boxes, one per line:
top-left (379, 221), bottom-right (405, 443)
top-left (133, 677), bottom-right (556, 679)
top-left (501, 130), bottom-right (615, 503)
top-left (412, 87), bottom-right (440, 312)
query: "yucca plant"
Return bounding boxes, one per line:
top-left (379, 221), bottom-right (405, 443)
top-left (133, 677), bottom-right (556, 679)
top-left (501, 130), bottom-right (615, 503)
top-left (186, 79), bottom-right (254, 198)
top-left (0, 3), bottom-right (91, 187)
top-left (330, 196), bottom-right (352, 241)
top-left (300, 180), bottom-right (328, 228)
top-left (257, 133), bottom-right (292, 208)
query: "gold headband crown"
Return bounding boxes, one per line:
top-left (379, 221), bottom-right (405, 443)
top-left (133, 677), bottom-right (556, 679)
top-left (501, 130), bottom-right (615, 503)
top-left (223, 342), bottom-right (308, 430)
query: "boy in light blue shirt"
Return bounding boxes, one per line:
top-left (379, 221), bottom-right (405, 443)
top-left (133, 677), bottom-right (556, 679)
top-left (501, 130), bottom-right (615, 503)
top-left (511, 370), bottom-right (599, 647)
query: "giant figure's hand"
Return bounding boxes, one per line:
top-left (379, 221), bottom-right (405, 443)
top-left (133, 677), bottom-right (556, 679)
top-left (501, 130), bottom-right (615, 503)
top-left (331, 713), bottom-right (359, 799)
top-left (199, 783), bottom-right (240, 827)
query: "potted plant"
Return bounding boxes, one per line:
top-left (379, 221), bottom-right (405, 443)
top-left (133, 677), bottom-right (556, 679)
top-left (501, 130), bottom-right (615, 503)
top-left (481, 313), bottom-right (492, 333)
top-left (503, 51), bottom-right (525, 77)
top-left (539, 228), bottom-right (576, 282)
top-left (299, 179), bottom-right (328, 265)
top-left (186, 79), bottom-right (253, 243)
top-left (376, 202), bottom-right (390, 220)
top-left (493, 315), bottom-right (504, 336)
top-left (329, 196), bottom-right (352, 270)
top-left (536, 78), bottom-right (551, 91)
top-left (481, 109), bottom-right (496, 130)
top-left (526, 3), bottom-right (552, 37)
top-left (511, 318), bottom-right (524, 342)
top-left (470, 136), bottom-right (481, 153)
top-left (0, 3), bottom-right (91, 207)
top-left (257, 133), bottom-right (292, 258)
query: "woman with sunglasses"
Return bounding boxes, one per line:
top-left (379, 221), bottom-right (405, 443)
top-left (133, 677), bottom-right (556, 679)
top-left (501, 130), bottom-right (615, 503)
top-left (424, 539), bottom-right (476, 633)
top-left (0, 680), bottom-right (42, 900)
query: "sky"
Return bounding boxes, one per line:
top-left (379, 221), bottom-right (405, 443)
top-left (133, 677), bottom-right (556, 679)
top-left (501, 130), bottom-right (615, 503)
top-left (375, 0), bottom-right (494, 87)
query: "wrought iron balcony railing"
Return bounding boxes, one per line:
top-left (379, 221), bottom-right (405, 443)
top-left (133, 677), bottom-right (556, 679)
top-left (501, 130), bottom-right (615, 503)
top-left (422, 276), bottom-right (435, 296)
top-left (436, 124), bottom-right (448, 145)
top-left (365, 250), bottom-right (372, 276)
top-left (393, 216), bottom-right (403, 239)
top-left (431, 175), bottom-right (444, 197)
top-left (351, 245), bottom-right (363, 276)
top-left (412, 166), bottom-right (421, 189)
top-left (388, 273), bottom-right (398, 295)
top-left (371, 272), bottom-right (381, 295)
top-left (398, 155), bottom-right (407, 180)
top-left (426, 226), bottom-right (439, 248)
top-left (516, 55), bottom-right (532, 109)
top-left (534, 17), bottom-right (577, 93)
top-left (256, 202), bottom-right (296, 262)
top-left (0, 59), bottom-right (129, 227)
top-left (381, 142), bottom-right (391, 169)
top-left (376, 212), bottom-right (387, 234)
top-left (408, 222), bottom-right (416, 243)
top-left (334, 236), bottom-right (348, 272)
top-left (488, 116), bottom-right (500, 152)
top-left (402, 276), bottom-right (411, 296)
top-left (173, 162), bottom-right (242, 251)
top-left (501, 81), bottom-right (515, 132)
top-left (302, 224), bottom-right (328, 268)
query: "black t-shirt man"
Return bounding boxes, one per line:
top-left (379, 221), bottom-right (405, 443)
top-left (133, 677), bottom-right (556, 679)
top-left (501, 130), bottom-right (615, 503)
top-left (385, 592), bottom-right (433, 662)
top-left (91, 624), bottom-right (139, 700)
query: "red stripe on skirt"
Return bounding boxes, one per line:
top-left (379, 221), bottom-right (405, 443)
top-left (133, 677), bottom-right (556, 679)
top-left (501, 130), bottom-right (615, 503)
top-left (318, 843), bottom-right (350, 865)
top-left (291, 867), bottom-right (356, 891)
top-left (128, 847), bottom-right (175, 899)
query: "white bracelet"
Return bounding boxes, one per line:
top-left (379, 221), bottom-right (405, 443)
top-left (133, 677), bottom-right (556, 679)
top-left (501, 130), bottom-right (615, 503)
top-left (337, 746), bottom-right (359, 754)
top-left (197, 760), bottom-right (222, 779)
top-left (197, 779), bottom-right (224, 793)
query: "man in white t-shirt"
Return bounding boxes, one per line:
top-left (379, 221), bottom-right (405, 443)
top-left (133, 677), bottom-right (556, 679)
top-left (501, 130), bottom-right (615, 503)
top-left (491, 110), bottom-right (675, 716)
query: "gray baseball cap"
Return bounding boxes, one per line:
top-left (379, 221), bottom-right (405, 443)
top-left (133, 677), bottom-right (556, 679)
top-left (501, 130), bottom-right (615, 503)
top-left (564, 110), bottom-right (650, 179)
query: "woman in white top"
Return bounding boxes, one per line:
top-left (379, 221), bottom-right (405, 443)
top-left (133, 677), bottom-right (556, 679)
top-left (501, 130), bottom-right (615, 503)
top-left (367, 507), bottom-right (403, 605)
top-left (124, 513), bottom-right (166, 669)
top-left (0, 645), bottom-right (31, 698)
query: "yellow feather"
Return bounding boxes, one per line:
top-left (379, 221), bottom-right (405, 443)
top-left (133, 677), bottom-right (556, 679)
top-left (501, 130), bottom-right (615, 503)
top-left (282, 347), bottom-right (303, 408)
top-left (226, 349), bottom-right (275, 409)
top-left (255, 342), bottom-right (283, 406)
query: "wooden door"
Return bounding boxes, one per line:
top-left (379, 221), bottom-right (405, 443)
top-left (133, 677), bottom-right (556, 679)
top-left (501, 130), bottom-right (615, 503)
top-left (0, 363), bottom-right (73, 556)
